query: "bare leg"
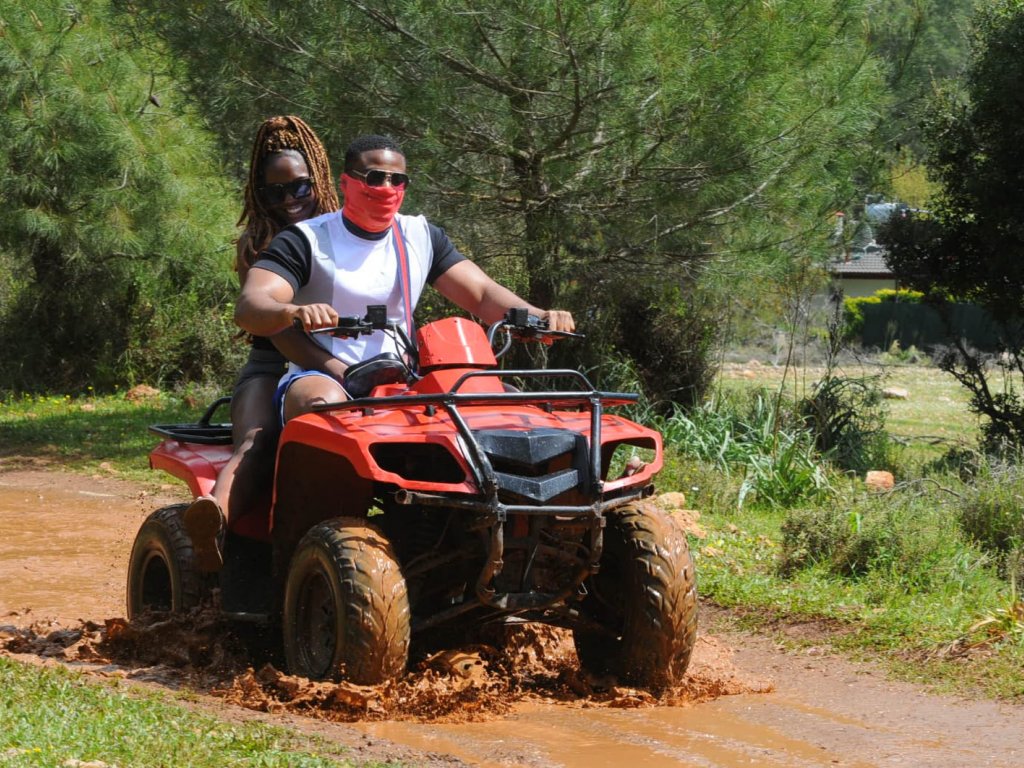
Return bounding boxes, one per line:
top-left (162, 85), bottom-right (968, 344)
top-left (217, 375), bottom-right (281, 523)
top-left (186, 375), bottom-right (280, 572)
top-left (283, 375), bottom-right (347, 422)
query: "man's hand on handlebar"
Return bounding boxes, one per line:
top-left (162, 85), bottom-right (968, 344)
top-left (540, 310), bottom-right (575, 334)
top-left (289, 303), bottom-right (339, 333)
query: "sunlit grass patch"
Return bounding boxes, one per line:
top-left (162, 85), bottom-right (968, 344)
top-left (0, 392), bottom-right (203, 483)
top-left (0, 658), bottom-right (384, 767)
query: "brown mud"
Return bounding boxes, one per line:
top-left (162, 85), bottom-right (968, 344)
top-left (1, 467), bottom-right (1022, 767)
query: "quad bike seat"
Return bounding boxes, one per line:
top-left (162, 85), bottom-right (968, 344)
top-left (343, 352), bottom-right (412, 399)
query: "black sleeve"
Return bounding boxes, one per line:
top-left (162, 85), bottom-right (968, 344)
top-left (251, 226), bottom-right (312, 293)
top-left (427, 223), bottom-right (468, 284)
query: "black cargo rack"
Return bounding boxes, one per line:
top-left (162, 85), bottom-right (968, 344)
top-left (148, 396), bottom-right (233, 445)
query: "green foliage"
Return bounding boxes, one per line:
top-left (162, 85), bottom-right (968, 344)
top-left (0, 658), bottom-right (356, 767)
top-left (956, 461), bottom-right (1024, 578)
top-left (658, 390), bottom-right (832, 509)
top-left (843, 288), bottom-right (924, 337)
top-left (738, 430), bottom-right (833, 509)
top-left (0, 1), bottom-right (239, 392)
top-left (585, 282), bottom-right (724, 409)
top-left (779, 492), bottom-right (990, 592)
top-left (867, 0), bottom-right (978, 155)
top-left (842, 295), bottom-right (881, 338)
top-left (879, 1), bottom-right (1024, 450)
top-left (123, 0), bottom-right (889, 404)
top-left (800, 373), bottom-right (894, 473)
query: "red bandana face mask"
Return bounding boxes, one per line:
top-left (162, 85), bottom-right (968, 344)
top-left (340, 173), bottom-right (405, 232)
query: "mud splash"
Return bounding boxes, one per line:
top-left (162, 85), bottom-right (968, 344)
top-left (1, 612), bottom-right (770, 724)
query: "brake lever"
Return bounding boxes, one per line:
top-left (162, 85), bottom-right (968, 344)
top-left (303, 316), bottom-right (370, 339)
top-left (508, 325), bottom-right (585, 343)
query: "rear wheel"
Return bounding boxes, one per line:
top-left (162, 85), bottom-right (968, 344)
top-left (283, 517), bottom-right (410, 683)
top-left (574, 502), bottom-right (698, 691)
top-left (126, 504), bottom-right (215, 617)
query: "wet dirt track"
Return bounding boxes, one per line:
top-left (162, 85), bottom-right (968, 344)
top-left (1, 467), bottom-right (1021, 768)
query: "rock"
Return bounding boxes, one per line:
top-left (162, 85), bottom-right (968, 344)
top-left (865, 470), bottom-right (895, 491)
top-left (882, 387), bottom-right (909, 400)
top-left (125, 384), bottom-right (160, 402)
top-left (655, 491), bottom-right (687, 509)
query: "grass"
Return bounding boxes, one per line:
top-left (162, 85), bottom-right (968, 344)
top-left (680, 359), bottom-right (1024, 700)
top-left (717, 361), bottom-right (979, 466)
top-left (0, 389), bottom-right (217, 485)
top-left (0, 658), bottom-right (392, 767)
top-left (694, 507), bottom-right (1024, 698)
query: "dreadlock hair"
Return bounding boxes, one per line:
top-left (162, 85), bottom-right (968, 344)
top-left (344, 134), bottom-right (404, 173)
top-left (237, 115), bottom-right (340, 268)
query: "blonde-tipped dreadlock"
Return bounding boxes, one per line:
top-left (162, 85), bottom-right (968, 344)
top-left (236, 115), bottom-right (339, 269)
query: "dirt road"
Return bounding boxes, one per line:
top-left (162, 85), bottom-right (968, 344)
top-left (0, 467), bottom-right (1020, 767)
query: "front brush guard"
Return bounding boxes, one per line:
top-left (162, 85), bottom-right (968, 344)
top-left (394, 487), bottom-right (652, 624)
top-left (313, 367), bottom-right (652, 627)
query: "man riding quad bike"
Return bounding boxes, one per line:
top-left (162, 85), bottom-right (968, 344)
top-left (127, 307), bottom-right (698, 691)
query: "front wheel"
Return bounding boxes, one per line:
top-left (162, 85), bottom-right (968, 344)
top-left (126, 504), bottom-right (216, 618)
top-left (282, 517), bottom-right (410, 683)
top-left (574, 502), bottom-right (698, 692)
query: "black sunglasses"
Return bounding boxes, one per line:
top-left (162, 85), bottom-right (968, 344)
top-left (259, 177), bottom-right (314, 205)
top-left (350, 168), bottom-right (411, 189)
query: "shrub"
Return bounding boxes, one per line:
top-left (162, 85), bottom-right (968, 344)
top-left (842, 289), bottom-right (924, 340)
top-left (779, 505), bottom-right (853, 574)
top-left (956, 461), bottom-right (1024, 581)
top-left (799, 372), bottom-right (895, 474)
top-left (780, 492), bottom-right (991, 591)
top-left (578, 282), bottom-right (723, 413)
top-left (659, 390), bottom-right (832, 509)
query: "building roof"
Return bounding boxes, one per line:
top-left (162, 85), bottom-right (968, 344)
top-left (830, 247), bottom-right (893, 276)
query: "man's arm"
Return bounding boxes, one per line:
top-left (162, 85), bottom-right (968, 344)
top-left (268, 325), bottom-right (347, 383)
top-left (432, 261), bottom-right (575, 332)
top-left (235, 268), bottom-right (339, 336)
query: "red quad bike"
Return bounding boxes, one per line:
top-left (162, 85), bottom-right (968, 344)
top-left (127, 307), bottom-right (698, 690)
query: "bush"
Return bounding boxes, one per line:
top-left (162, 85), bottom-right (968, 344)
top-left (659, 390), bottom-right (832, 509)
top-left (778, 505), bottom-right (850, 574)
top-left (578, 281), bottom-right (723, 412)
top-left (799, 372), bottom-right (895, 474)
top-left (956, 461), bottom-right (1024, 581)
top-left (780, 492), bottom-right (990, 591)
top-left (842, 289), bottom-right (924, 340)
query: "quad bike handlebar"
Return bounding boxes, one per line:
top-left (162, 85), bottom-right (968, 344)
top-left (301, 305), bottom-right (582, 371)
top-left (488, 308), bottom-right (583, 358)
top-left (305, 304), bottom-right (407, 341)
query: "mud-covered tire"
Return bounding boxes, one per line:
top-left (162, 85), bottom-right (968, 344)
top-left (283, 517), bottom-right (410, 684)
top-left (126, 504), bottom-right (216, 618)
top-left (574, 502), bottom-right (698, 691)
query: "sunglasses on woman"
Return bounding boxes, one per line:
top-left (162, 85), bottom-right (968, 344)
top-left (259, 177), bottom-right (314, 205)
top-left (349, 168), bottom-right (411, 189)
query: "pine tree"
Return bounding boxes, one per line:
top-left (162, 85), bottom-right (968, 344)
top-left (0, 0), bottom-right (240, 391)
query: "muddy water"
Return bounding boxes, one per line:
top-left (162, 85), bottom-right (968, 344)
top-left (353, 672), bottom-right (1019, 768)
top-left (355, 697), bottom-right (879, 767)
top-left (2, 470), bottom-right (1023, 768)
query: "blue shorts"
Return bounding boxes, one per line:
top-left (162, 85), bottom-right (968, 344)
top-left (275, 370), bottom-right (345, 424)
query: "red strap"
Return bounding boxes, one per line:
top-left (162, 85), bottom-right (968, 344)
top-left (391, 221), bottom-right (417, 351)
